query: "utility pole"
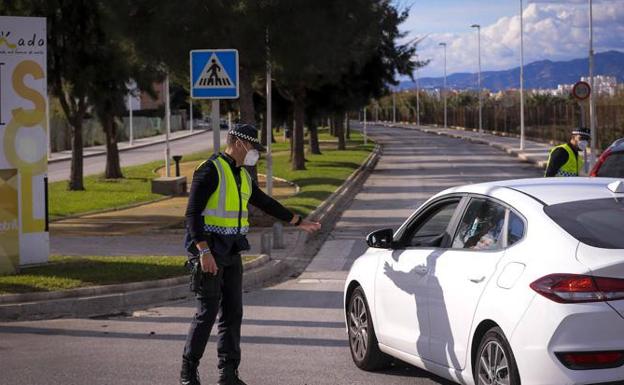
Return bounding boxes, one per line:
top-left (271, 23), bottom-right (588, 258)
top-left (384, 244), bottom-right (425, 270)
top-left (363, 107), bottom-right (368, 145)
top-left (164, 74), bottom-right (171, 177)
top-left (588, 0), bottom-right (597, 168)
top-left (266, 27), bottom-right (273, 196)
top-left (471, 24), bottom-right (483, 134)
top-left (128, 91), bottom-right (134, 146)
top-left (439, 42), bottom-right (447, 129)
top-left (520, 0), bottom-right (526, 150)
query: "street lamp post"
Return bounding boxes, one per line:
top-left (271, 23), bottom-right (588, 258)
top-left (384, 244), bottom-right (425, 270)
top-left (415, 55), bottom-right (420, 128)
top-left (588, 0), bottom-right (597, 169)
top-left (392, 91), bottom-right (396, 124)
top-left (471, 24), bottom-right (483, 135)
top-left (520, 0), bottom-right (526, 150)
top-left (439, 42), bottom-right (447, 129)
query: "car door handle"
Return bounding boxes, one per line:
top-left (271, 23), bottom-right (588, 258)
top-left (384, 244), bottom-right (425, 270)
top-left (469, 275), bottom-right (486, 284)
top-left (415, 265), bottom-right (428, 275)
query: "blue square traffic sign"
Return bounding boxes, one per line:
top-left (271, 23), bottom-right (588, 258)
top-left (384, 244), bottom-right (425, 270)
top-left (190, 49), bottom-right (239, 99)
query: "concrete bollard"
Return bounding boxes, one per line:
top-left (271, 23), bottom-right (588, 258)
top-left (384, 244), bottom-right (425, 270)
top-left (261, 232), bottom-right (272, 256)
top-left (273, 222), bottom-right (284, 249)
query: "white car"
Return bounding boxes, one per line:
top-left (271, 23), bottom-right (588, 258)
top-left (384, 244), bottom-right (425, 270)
top-left (344, 177), bottom-right (624, 385)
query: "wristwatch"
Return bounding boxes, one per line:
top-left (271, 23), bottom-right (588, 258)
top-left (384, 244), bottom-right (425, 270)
top-left (199, 248), bottom-right (211, 256)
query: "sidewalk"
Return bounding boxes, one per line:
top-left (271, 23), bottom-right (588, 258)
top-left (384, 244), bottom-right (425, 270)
top-left (48, 128), bottom-right (212, 163)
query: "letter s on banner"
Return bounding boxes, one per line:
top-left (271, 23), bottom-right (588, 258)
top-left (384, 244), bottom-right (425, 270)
top-left (3, 60), bottom-right (47, 233)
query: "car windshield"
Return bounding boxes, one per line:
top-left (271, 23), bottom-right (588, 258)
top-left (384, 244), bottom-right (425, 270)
top-left (544, 198), bottom-right (624, 249)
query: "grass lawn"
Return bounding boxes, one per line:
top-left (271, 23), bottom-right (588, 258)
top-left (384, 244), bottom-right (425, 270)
top-left (256, 130), bottom-right (374, 216)
top-left (0, 255), bottom-right (258, 295)
top-left (49, 161), bottom-right (165, 219)
top-left (50, 128), bottom-right (373, 218)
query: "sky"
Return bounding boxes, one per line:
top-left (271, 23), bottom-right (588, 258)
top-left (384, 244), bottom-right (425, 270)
top-left (399, 0), bottom-right (624, 78)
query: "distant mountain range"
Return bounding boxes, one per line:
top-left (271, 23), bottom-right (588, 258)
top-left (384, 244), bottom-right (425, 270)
top-left (399, 50), bottom-right (624, 92)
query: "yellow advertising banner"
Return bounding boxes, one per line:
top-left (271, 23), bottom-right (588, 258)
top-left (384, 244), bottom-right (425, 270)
top-left (0, 169), bottom-right (18, 274)
top-left (0, 16), bottom-right (49, 269)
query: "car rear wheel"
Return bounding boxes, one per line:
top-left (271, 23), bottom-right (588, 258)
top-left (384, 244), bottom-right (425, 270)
top-left (348, 286), bottom-right (390, 371)
top-left (474, 327), bottom-right (520, 385)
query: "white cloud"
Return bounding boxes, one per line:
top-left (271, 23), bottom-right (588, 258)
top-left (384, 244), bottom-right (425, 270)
top-left (412, 0), bottom-right (624, 78)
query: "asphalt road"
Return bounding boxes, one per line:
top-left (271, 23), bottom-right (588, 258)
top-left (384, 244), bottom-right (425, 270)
top-left (48, 129), bottom-right (228, 182)
top-left (0, 125), bottom-right (542, 385)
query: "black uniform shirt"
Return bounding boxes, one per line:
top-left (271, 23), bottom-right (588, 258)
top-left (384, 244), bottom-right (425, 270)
top-left (545, 142), bottom-right (579, 177)
top-left (185, 152), bottom-right (294, 258)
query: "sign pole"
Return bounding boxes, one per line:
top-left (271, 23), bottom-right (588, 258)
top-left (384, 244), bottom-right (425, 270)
top-left (189, 98), bottom-right (193, 133)
top-left (212, 99), bottom-right (220, 154)
top-left (165, 73), bottom-right (171, 177)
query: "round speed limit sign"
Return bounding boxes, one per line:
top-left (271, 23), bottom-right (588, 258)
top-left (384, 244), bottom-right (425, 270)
top-left (572, 81), bottom-right (591, 100)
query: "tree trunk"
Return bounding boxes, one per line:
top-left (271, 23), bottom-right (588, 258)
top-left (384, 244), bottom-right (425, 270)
top-left (346, 113), bottom-right (351, 139)
top-left (335, 114), bottom-right (346, 150)
top-left (68, 119), bottom-right (85, 190)
top-left (239, 68), bottom-right (255, 125)
top-left (239, 66), bottom-right (258, 181)
top-left (287, 108), bottom-right (294, 161)
top-left (329, 116), bottom-right (335, 136)
top-left (292, 88), bottom-right (306, 170)
top-left (308, 118), bottom-right (322, 155)
top-left (104, 114), bottom-right (123, 179)
top-left (260, 113), bottom-right (268, 146)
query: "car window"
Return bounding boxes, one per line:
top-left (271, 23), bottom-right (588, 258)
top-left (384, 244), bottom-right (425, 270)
top-left (544, 198), bottom-right (624, 249)
top-left (507, 211), bottom-right (525, 246)
top-left (407, 201), bottom-right (459, 247)
top-left (597, 153), bottom-right (624, 178)
top-left (452, 199), bottom-right (506, 250)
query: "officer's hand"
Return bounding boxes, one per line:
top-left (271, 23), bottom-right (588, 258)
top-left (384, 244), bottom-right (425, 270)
top-left (200, 252), bottom-right (218, 275)
top-left (298, 220), bottom-right (321, 234)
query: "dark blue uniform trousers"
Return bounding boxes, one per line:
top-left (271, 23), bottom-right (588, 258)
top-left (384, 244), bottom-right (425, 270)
top-left (183, 254), bottom-right (243, 369)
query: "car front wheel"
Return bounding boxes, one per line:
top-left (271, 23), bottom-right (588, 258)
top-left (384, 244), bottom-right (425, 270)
top-left (474, 326), bottom-right (520, 385)
top-left (347, 286), bottom-right (389, 371)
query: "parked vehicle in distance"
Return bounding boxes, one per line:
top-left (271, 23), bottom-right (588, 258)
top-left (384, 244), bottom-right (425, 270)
top-left (344, 177), bottom-right (624, 385)
top-left (591, 138), bottom-right (624, 178)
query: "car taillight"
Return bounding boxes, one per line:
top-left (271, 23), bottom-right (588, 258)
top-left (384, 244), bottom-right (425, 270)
top-left (590, 149), bottom-right (611, 177)
top-left (556, 351), bottom-right (624, 370)
top-left (530, 274), bottom-right (624, 303)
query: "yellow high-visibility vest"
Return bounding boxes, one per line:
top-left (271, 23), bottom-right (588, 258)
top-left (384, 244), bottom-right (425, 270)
top-left (202, 156), bottom-right (252, 235)
top-left (546, 143), bottom-right (583, 177)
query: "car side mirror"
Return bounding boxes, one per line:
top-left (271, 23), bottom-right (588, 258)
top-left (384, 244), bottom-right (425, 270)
top-left (366, 228), bottom-right (394, 249)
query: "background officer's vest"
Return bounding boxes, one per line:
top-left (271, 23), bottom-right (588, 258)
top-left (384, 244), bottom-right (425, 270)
top-left (202, 156), bottom-right (252, 235)
top-left (547, 143), bottom-right (583, 177)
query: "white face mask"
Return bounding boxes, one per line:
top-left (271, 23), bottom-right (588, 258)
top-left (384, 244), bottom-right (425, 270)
top-left (239, 140), bottom-right (260, 166)
top-left (578, 140), bottom-right (588, 151)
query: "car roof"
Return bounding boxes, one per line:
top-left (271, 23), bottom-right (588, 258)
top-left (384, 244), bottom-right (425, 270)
top-left (609, 138), bottom-right (624, 152)
top-left (441, 177), bottom-right (624, 206)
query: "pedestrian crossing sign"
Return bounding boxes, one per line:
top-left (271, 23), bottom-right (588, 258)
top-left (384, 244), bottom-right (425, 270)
top-left (190, 49), bottom-right (239, 99)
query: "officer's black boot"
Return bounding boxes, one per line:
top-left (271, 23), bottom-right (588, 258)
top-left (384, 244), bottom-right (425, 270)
top-left (180, 357), bottom-right (201, 385)
top-left (217, 364), bottom-right (247, 385)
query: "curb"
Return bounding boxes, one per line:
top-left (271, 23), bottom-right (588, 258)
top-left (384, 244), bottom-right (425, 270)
top-left (48, 129), bottom-right (211, 164)
top-left (398, 124), bottom-right (549, 170)
top-left (0, 254), bottom-right (277, 321)
top-left (278, 144), bottom-right (383, 275)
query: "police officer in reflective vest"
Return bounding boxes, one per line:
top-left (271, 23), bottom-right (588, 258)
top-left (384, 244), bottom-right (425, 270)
top-left (180, 124), bottom-right (321, 385)
top-left (545, 127), bottom-right (591, 177)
